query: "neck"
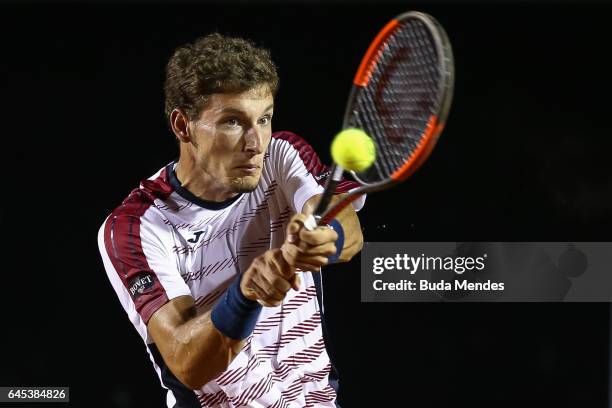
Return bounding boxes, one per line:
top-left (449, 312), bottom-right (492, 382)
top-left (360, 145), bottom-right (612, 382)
top-left (174, 154), bottom-right (239, 202)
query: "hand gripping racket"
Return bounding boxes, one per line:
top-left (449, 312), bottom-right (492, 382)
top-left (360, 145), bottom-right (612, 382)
top-left (304, 11), bottom-right (455, 230)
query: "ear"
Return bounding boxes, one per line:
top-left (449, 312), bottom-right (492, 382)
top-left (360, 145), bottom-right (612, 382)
top-left (170, 109), bottom-right (191, 143)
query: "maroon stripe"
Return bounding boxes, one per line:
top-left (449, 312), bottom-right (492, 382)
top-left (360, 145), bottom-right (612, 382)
top-left (268, 379), bottom-right (303, 408)
top-left (103, 168), bottom-right (175, 324)
top-left (217, 311), bottom-right (322, 387)
top-left (301, 363), bottom-right (332, 382)
top-left (270, 369), bottom-right (333, 408)
top-left (273, 131), bottom-right (327, 185)
top-left (195, 288), bottom-right (223, 307)
top-left (253, 286), bottom-right (317, 334)
top-left (204, 259), bottom-right (225, 277)
top-left (201, 291), bottom-right (224, 307)
top-left (235, 344), bottom-right (328, 407)
top-left (198, 390), bottom-right (226, 406)
top-left (207, 344), bottom-right (329, 406)
top-left (281, 338), bottom-right (326, 367)
top-left (236, 374), bottom-right (275, 407)
top-left (304, 385), bottom-right (336, 406)
top-left (335, 179), bottom-right (361, 193)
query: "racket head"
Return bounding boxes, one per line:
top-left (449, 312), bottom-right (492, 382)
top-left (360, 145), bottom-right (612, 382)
top-left (343, 11), bottom-right (454, 187)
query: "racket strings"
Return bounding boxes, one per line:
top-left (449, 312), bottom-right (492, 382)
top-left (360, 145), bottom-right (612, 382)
top-left (350, 19), bottom-right (442, 183)
top-left (357, 87), bottom-right (397, 178)
top-left (374, 23), bottom-right (439, 167)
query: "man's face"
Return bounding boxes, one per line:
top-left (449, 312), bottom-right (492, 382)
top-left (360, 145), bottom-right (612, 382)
top-left (187, 86), bottom-right (274, 194)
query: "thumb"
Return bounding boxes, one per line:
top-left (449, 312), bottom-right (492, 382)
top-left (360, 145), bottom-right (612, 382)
top-left (285, 213), bottom-right (307, 244)
top-left (289, 273), bottom-right (301, 292)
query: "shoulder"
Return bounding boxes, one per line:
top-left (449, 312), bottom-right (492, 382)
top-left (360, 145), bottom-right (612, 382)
top-left (270, 130), bottom-right (324, 172)
top-left (271, 130), bottom-right (313, 153)
top-left (100, 165), bottom-right (175, 240)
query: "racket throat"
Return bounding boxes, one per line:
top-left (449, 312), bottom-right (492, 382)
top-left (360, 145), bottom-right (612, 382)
top-left (330, 164), bottom-right (344, 182)
top-left (312, 164), bottom-right (344, 218)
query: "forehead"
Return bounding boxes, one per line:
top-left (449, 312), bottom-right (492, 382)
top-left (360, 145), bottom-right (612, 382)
top-left (202, 86), bottom-right (274, 117)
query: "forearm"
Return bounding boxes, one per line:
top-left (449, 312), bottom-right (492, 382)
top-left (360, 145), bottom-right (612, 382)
top-left (150, 252), bottom-right (289, 390)
top-left (149, 294), bottom-right (246, 390)
top-left (164, 311), bottom-right (244, 389)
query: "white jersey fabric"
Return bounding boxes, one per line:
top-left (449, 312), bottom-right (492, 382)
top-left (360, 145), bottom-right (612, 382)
top-left (98, 131), bottom-right (364, 408)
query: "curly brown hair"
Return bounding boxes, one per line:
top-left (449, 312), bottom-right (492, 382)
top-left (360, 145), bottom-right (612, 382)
top-left (164, 33), bottom-right (279, 122)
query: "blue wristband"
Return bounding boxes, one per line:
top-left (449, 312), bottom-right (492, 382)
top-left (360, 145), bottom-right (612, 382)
top-left (326, 219), bottom-right (345, 264)
top-left (211, 275), bottom-right (262, 340)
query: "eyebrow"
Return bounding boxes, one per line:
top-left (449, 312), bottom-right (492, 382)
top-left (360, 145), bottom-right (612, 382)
top-left (220, 104), bottom-right (274, 115)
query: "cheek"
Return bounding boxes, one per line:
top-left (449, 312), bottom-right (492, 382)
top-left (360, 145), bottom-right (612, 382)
top-left (206, 131), bottom-right (240, 157)
top-left (261, 132), bottom-right (273, 150)
top-left (219, 131), bottom-right (244, 151)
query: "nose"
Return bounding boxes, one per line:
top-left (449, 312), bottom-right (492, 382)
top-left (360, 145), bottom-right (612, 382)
top-left (243, 127), bottom-right (263, 154)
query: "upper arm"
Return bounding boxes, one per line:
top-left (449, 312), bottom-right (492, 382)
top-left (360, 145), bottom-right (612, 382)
top-left (99, 200), bottom-right (242, 389)
top-left (98, 208), bottom-right (192, 330)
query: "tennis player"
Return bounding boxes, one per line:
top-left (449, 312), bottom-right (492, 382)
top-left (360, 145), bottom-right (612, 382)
top-left (97, 33), bottom-right (364, 408)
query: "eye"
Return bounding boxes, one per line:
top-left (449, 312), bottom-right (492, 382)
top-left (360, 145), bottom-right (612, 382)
top-left (224, 117), bottom-right (240, 127)
top-left (258, 115), bottom-right (272, 126)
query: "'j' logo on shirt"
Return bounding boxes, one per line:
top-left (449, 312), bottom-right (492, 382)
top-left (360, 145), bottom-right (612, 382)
top-left (187, 231), bottom-right (205, 243)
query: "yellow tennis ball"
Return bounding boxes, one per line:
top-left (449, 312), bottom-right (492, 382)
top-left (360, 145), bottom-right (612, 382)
top-left (331, 128), bottom-right (376, 172)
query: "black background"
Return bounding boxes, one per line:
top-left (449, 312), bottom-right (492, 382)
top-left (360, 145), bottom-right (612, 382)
top-left (1, 2), bottom-right (611, 407)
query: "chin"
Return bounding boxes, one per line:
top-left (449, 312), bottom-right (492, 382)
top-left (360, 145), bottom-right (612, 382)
top-left (229, 175), bottom-right (261, 193)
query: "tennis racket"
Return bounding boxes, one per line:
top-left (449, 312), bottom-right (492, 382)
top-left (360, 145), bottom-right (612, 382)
top-left (304, 11), bottom-right (454, 230)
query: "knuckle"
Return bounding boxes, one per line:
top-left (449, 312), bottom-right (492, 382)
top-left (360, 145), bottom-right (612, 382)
top-left (310, 256), bottom-right (327, 267)
top-left (288, 243), bottom-right (303, 254)
top-left (270, 276), bottom-right (286, 288)
top-left (313, 256), bottom-right (327, 266)
top-left (324, 244), bottom-right (336, 255)
top-left (258, 253), bottom-right (274, 267)
top-left (264, 293), bottom-right (278, 302)
top-left (252, 256), bottom-right (264, 268)
top-left (261, 299), bottom-right (275, 307)
top-left (268, 291), bottom-right (285, 302)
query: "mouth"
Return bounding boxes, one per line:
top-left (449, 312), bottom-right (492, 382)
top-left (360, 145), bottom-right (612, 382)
top-left (234, 164), bottom-right (260, 175)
